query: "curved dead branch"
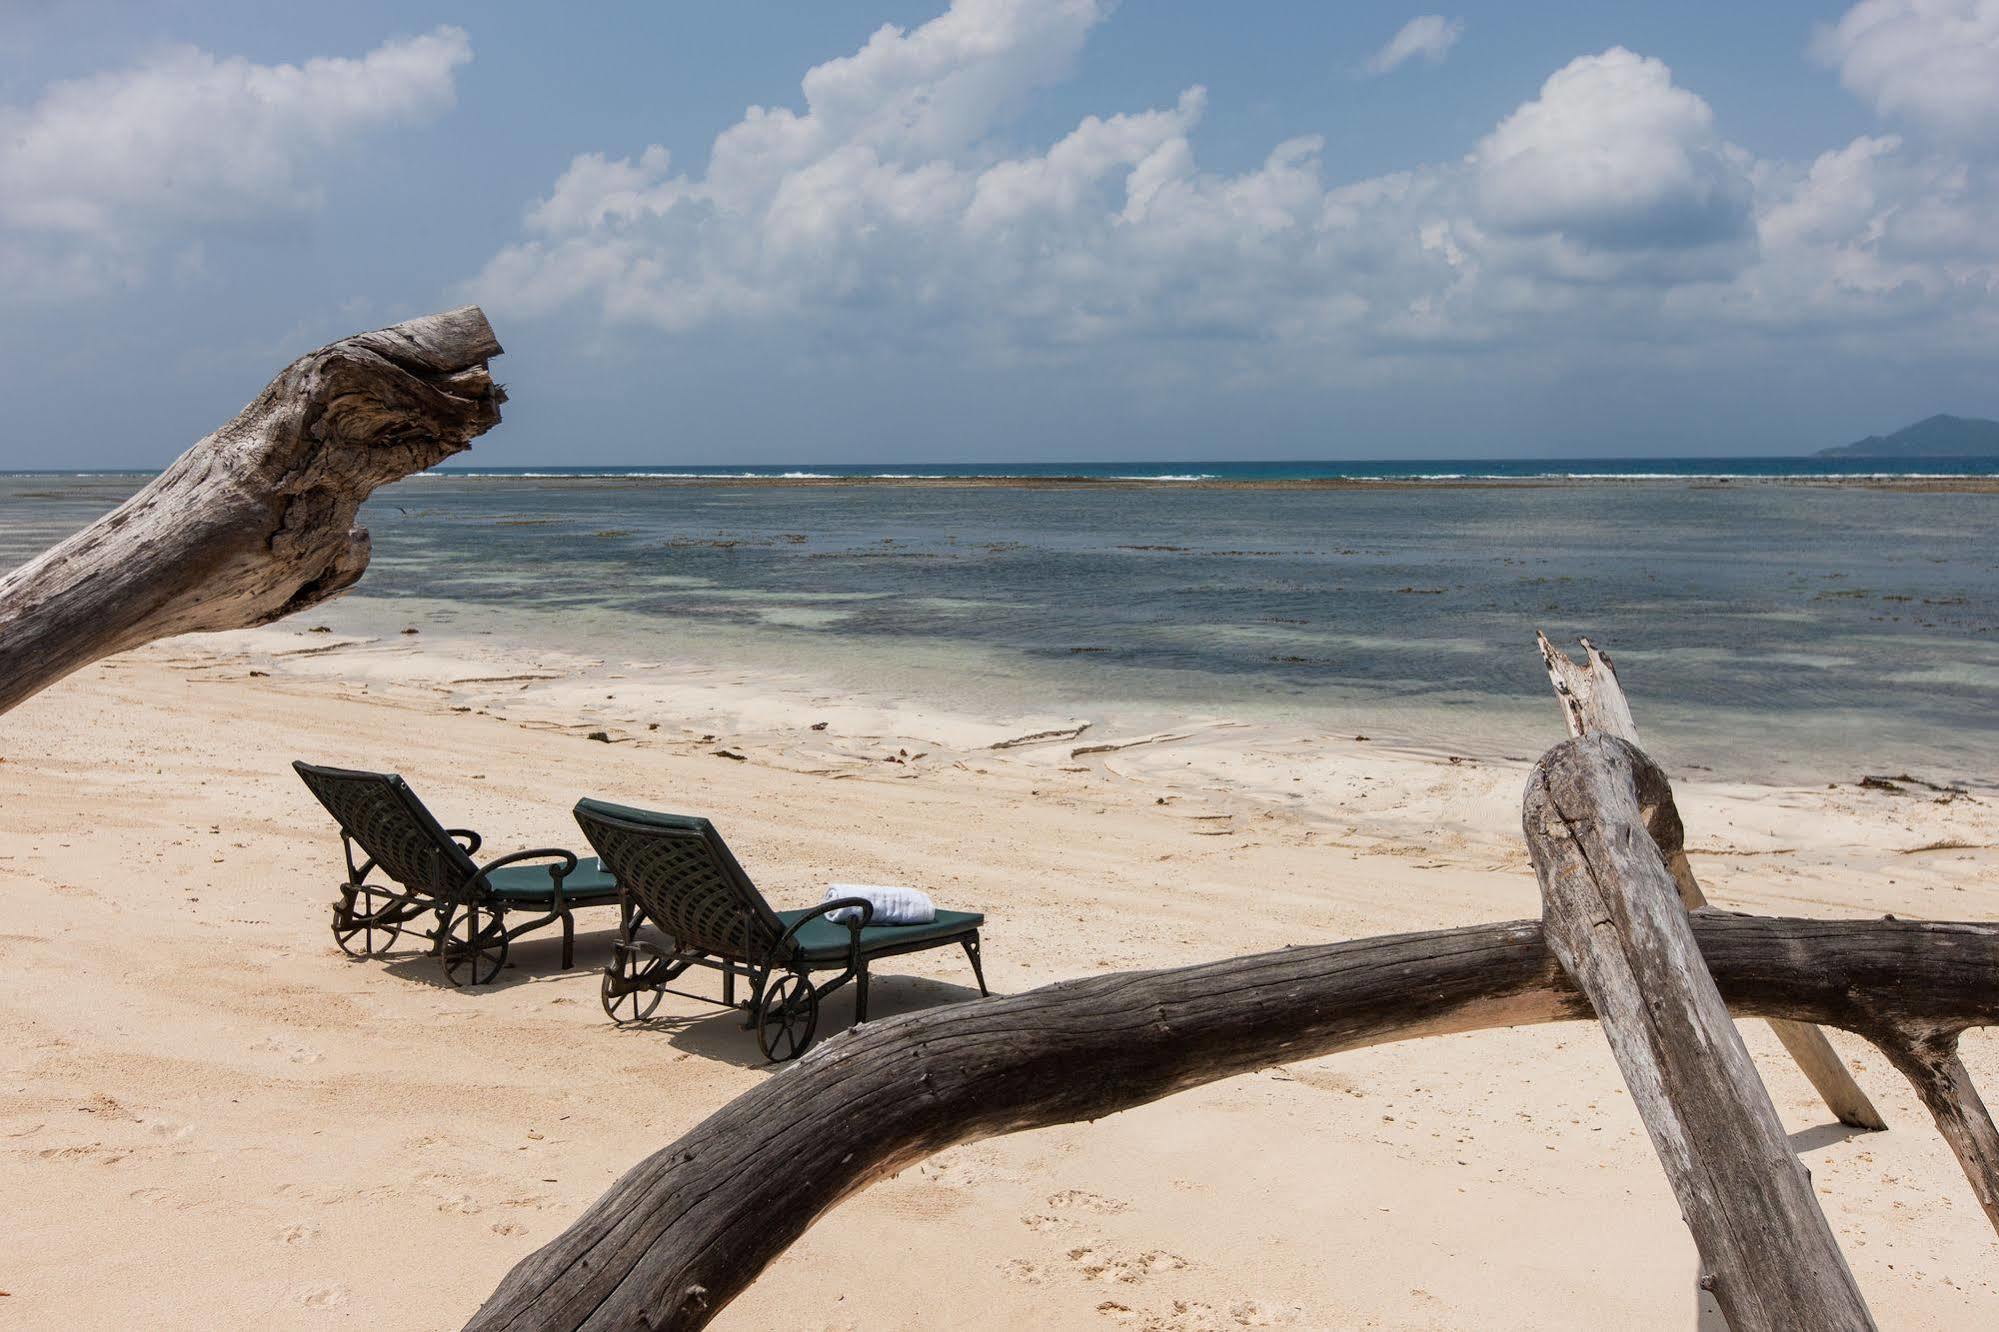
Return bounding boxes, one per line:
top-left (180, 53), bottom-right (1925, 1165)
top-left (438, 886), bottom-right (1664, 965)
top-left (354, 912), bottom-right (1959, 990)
top-left (466, 913), bottom-right (1999, 1332)
top-left (0, 306), bottom-right (504, 714)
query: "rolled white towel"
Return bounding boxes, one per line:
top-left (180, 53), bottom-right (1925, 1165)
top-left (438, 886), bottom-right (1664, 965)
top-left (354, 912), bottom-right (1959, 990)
top-left (822, 883), bottom-right (936, 926)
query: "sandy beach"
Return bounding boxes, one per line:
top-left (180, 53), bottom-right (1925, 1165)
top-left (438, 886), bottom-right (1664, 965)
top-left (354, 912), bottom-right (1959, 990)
top-left (1, 612), bottom-right (1995, 1331)
top-left (9, 0), bottom-right (1999, 1322)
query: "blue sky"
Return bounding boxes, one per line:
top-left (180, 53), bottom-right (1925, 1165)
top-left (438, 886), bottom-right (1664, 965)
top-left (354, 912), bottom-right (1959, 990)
top-left (2, 0), bottom-right (1995, 465)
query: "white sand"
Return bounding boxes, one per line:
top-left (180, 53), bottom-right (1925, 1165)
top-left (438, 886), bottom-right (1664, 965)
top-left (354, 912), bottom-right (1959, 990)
top-left (2, 621), bottom-right (1996, 1329)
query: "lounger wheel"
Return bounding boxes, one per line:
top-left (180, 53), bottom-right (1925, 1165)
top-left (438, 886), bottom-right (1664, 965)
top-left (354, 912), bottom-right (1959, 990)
top-left (754, 973), bottom-right (819, 1063)
top-left (331, 885), bottom-right (402, 958)
top-left (439, 906), bottom-right (509, 987)
top-left (601, 942), bottom-right (664, 1024)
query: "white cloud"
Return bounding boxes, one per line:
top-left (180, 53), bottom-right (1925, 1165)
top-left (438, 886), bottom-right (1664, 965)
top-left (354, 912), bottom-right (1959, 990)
top-left (1724, 132), bottom-right (1999, 329)
top-left (1814, 0), bottom-right (1999, 144)
top-left (471, 0), bottom-right (1999, 382)
top-left (1366, 15), bottom-right (1465, 75)
top-left (1474, 49), bottom-right (1754, 261)
top-left (0, 27), bottom-right (471, 288)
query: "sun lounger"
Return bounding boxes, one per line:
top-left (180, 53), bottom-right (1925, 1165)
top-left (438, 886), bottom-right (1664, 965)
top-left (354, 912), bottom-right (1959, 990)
top-left (574, 797), bottom-right (987, 1061)
top-left (294, 761), bottom-right (618, 986)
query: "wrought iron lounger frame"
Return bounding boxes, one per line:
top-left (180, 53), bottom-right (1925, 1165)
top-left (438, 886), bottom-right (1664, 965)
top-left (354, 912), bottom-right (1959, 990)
top-left (574, 798), bottom-right (987, 1061)
top-left (294, 761), bottom-right (618, 986)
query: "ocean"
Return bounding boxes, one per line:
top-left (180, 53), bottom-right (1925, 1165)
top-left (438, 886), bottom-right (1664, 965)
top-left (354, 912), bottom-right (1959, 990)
top-left (444, 457), bottom-right (1999, 481)
top-left (5, 463), bottom-right (1997, 786)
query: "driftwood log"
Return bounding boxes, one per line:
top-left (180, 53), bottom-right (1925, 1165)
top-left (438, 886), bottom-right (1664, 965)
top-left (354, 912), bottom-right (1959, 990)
top-left (466, 907), bottom-right (1999, 1331)
top-left (1537, 632), bottom-right (1885, 1130)
top-left (1526, 735), bottom-right (1872, 1330)
top-left (0, 307), bottom-right (504, 715)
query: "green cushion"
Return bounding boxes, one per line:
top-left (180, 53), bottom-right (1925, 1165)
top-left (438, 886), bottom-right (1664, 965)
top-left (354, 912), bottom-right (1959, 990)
top-left (485, 855), bottom-right (619, 904)
top-left (773, 906), bottom-right (983, 962)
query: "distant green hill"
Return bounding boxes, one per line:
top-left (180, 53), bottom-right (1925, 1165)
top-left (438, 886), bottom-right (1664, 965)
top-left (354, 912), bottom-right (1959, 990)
top-left (1817, 414), bottom-right (1999, 458)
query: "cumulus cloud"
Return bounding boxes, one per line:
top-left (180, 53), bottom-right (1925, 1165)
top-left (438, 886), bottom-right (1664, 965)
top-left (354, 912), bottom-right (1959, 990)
top-left (0, 27), bottom-right (471, 287)
top-left (1474, 49), bottom-right (1754, 265)
top-left (471, 0), bottom-right (1999, 380)
top-left (480, 0), bottom-right (1121, 337)
top-left (1365, 15), bottom-right (1465, 75)
top-left (1814, 0), bottom-right (1999, 144)
top-left (1728, 132), bottom-right (1999, 331)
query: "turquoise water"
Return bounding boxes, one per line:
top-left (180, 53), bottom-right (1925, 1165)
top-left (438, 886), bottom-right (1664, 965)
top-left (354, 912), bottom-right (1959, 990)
top-left (432, 457), bottom-right (1999, 481)
top-left (12, 456), bottom-right (1999, 482)
top-left (5, 469), bottom-right (1997, 785)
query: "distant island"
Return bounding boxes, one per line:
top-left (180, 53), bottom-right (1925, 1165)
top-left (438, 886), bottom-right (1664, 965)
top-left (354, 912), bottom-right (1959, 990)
top-left (1817, 414), bottom-right (1999, 458)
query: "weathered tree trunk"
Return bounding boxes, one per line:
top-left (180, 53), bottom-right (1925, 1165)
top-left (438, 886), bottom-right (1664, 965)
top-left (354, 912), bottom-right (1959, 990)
top-left (0, 307), bottom-right (504, 714)
top-left (1871, 1030), bottom-right (1999, 1232)
top-left (464, 912), bottom-right (1999, 1332)
top-left (1539, 634), bottom-right (1999, 1232)
top-left (1525, 734), bottom-right (1873, 1331)
top-left (1537, 632), bottom-right (1885, 1131)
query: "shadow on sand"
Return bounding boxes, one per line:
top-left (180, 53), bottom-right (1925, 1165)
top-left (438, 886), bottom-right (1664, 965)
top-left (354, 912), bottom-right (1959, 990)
top-left (366, 918), bottom-right (991, 1070)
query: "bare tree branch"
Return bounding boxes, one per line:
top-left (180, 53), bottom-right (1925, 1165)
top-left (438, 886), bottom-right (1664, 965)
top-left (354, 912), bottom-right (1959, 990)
top-left (465, 912), bottom-right (1999, 1332)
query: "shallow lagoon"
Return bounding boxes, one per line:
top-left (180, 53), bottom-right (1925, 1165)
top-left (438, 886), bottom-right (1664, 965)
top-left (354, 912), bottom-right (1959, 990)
top-left (5, 472), bottom-right (1996, 785)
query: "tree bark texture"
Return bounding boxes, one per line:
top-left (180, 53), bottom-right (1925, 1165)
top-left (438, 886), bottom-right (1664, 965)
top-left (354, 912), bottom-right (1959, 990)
top-left (1536, 631), bottom-right (1885, 1131)
top-left (465, 910), bottom-right (1998, 1332)
top-left (0, 306), bottom-right (504, 714)
top-left (1525, 734), bottom-right (1873, 1332)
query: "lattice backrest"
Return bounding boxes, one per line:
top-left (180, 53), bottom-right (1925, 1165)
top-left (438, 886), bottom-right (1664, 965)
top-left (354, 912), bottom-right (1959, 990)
top-left (294, 761), bottom-right (479, 896)
top-left (573, 799), bottom-right (783, 958)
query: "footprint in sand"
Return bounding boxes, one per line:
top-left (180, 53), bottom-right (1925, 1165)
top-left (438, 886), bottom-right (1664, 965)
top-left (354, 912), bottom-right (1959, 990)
top-left (250, 1036), bottom-right (323, 1065)
top-left (491, 1221), bottom-right (527, 1237)
top-left (278, 1224), bottom-right (317, 1246)
top-left (1104, 1298), bottom-right (1298, 1331)
top-left (903, 1146), bottom-right (1025, 1193)
top-left (1126, 1251), bottom-right (1190, 1283)
top-left (1069, 1246), bottom-right (1111, 1280)
top-left (1067, 1245), bottom-right (1189, 1285)
top-left (1001, 1258), bottom-right (1045, 1285)
top-left (1046, 1188), bottom-right (1129, 1214)
top-left (299, 1284), bottom-right (348, 1310)
top-left (37, 1143), bottom-right (128, 1165)
top-left (141, 1116), bottom-right (195, 1142)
